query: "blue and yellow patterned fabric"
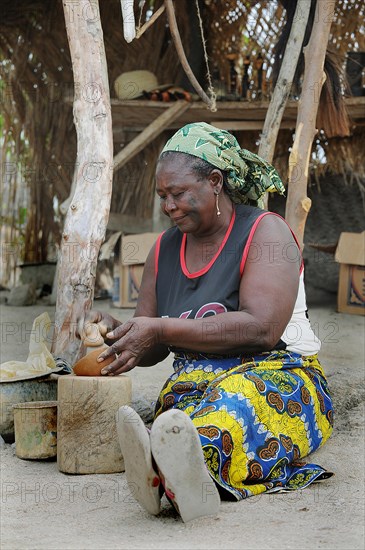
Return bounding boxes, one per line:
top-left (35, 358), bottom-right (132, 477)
top-left (154, 350), bottom-right (333, 500)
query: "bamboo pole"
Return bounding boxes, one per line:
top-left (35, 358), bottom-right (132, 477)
top-left (285, 1), bottom-right (335, 249)
top-left (52, 0), bottom-right (113, 363)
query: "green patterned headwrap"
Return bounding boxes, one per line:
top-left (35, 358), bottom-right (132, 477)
top-left (160, 122), bottom-right (285, 208)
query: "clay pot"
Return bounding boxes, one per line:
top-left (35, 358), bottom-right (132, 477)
top-left (73, 346), bottom-right (115, 376)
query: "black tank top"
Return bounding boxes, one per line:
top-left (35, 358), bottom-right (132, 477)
top-left (155, 204), bottom-right (269, 320)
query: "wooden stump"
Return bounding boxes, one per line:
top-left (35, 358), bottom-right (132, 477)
top-left (57, 375), bottom-right (132, 474)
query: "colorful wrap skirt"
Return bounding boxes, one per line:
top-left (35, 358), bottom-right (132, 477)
top-left (154, 350), bottom-right (334, 500)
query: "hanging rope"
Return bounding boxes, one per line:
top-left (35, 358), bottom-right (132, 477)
top-left (195, 0), bottom-right (216, 112)
top-left (136, 0), bottom-right (146, 37)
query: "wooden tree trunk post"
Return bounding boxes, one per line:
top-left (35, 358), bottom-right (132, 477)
top-left (52, 0), bottom-right (113, 363)
top-left (285, 1), bottom-right (335, 249)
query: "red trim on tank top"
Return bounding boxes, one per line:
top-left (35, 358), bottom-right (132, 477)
top-left (154, 232), bottom-right (165, 278)
top-left (180, 208), bottom-right (236, 279)
top-left (239, 212), bottom-right (303, 276)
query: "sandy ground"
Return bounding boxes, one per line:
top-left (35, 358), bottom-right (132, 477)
top-left (0, 291), bottom-right (364, 550)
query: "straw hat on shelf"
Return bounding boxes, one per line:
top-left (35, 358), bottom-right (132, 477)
top-left (114, 70), bottom-right (173, 100)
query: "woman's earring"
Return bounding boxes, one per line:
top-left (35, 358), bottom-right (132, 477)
top-left (215, 192), bottom-right (221, 217)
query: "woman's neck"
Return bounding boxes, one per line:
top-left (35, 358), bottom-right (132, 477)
top-left (183, 200), bottom-right (234, 273)
top-left (188, 196), bottom-right (234, 245)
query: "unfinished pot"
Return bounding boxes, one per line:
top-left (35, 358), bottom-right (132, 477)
top-left (72, 345), bottom-right (115, 376)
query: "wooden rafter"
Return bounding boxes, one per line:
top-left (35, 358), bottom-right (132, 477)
top-left (136, 5), bottom-right (166, 39)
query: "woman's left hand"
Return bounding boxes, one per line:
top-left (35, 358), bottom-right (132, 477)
top-left (97, 317), bottom-right (162, 375)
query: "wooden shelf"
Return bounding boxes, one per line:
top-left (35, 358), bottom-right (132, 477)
top-left (64, 95), bottom-right (365, 174)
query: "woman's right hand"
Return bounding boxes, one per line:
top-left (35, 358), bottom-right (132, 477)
top-left (77, 310), bottom-right (122, 347)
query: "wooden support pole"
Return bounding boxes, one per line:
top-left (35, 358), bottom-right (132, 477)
top-left (258, 0), bottom-right (311, 164)
top-left (52, 0), bottom-right (113, 363)
top-left (285, 1), bottom-right (335, 249)
top-left (113, 100), bottom-right (190, 173)
top-left (258, 0), bottom-right (311, 210)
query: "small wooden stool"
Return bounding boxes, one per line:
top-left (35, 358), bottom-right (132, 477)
top-left (57, 375), bottom-right (132, 474)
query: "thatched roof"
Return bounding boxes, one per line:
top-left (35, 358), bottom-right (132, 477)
top-left (0, 0), bottom-right (364, 277)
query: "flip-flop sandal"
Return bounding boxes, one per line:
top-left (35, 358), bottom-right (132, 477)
top-left (116, 405), bottom-right (161, 515)
top-left (150, 409), bottom-right (220, 522)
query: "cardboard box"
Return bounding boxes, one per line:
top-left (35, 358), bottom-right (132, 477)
top-left (110, 232), bottom-right (160, 308)
top-left (335, 231), bottom-right (365, 315)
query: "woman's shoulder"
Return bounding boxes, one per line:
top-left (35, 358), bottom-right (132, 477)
top-left (234, 205), bottom-right (294, 239)
top-left (254, 211), bottom-right (296, 240)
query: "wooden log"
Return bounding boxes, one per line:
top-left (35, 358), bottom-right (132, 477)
top-left (285, 1), bottom-right (335, 249)
top-left (52, 0), bottom-right (113, 363)
top-left (57, 375), bottom-right (132, 474)
top-left (113, 100), bottom-right (189, 173)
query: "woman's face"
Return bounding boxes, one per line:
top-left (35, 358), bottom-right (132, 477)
top-left (156, 155), bottom-right (220, 235)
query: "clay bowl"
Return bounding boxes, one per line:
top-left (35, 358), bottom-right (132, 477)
top-left (73, 346), bottom-right (115, 376)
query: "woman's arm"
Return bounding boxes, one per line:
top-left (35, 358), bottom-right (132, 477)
top-left (78, 243), bottom-right (169, 365)
top-left (132, 242), bottom-right (170, 366)
top-left (99, 215), bottom-right (300, 375)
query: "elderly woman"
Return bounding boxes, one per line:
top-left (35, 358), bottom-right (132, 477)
top-left (81, 122), bottom-right (333, 522)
